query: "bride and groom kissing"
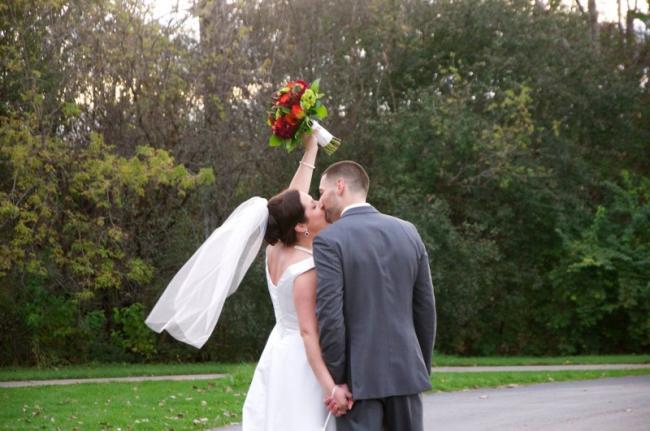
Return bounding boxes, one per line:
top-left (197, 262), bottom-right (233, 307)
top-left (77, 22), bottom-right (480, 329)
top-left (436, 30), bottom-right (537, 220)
top-left (243, 133), bottom-right (436, 431)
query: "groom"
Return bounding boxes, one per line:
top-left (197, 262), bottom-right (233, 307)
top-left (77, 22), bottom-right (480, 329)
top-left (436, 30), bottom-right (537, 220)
top-left (313, 161), bottom-right (436, 431)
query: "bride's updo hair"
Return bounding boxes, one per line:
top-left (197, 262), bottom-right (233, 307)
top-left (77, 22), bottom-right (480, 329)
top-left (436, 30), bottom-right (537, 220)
top-left (265, 189), bottom-right (306, 246)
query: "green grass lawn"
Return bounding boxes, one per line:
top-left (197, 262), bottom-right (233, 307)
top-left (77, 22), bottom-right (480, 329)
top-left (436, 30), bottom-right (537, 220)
top-left (0, 364), bottom-right (254, 431)
top-left (0, 363), bottom-right (236, 383)
top-left (1, 366), bottom-right (649, 431)
top-left (2, 354), bottom-right (649, 382)
top-left (431, 368), bottom-right (650, 391)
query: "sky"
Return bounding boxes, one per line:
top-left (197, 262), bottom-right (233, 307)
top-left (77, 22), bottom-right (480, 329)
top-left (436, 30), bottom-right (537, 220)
top-left (147, 0), bottom-right (648, 38)
top-left (571, 0), bottom-right (646, 23)
top-left (150, 0), bottom-right (198, 37)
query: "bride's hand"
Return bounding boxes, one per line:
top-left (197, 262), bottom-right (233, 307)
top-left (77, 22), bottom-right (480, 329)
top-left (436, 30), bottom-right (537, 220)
top-left (302, 131), bottom-right (318, 153)
top-left (325, 384), bottom-right (353, 416)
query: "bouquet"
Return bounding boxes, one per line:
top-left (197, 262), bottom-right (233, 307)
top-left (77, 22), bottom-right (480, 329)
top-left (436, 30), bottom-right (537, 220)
top-left (267, 79), bottom-right (341, 155)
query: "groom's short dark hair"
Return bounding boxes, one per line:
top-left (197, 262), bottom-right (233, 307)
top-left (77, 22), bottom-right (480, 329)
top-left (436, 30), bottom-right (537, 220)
top-left (323, 161), bottom-right (369, 196)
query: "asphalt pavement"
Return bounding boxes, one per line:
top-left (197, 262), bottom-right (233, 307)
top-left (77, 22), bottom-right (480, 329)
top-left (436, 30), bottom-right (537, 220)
top-left (211, 376), bottom-right (650, 431)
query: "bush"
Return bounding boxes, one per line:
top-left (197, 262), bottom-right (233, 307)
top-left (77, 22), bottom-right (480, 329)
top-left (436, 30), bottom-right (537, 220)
top-left (111, 303), bottom-right (157, 360)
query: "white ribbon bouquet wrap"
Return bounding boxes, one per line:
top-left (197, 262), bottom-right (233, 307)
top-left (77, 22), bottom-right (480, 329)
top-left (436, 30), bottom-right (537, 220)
top-left (310, 120), bottom-right (340, 155)
top-left (145, 197), bottom-right (268, 349)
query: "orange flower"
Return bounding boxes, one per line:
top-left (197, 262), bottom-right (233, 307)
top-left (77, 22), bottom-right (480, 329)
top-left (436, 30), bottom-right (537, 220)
top-left (291, 104), bottom-right (305, 119)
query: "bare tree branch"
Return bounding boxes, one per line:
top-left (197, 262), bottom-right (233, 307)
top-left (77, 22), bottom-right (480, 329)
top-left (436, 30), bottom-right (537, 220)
top-left (575, 0), bottom-right (585, 14)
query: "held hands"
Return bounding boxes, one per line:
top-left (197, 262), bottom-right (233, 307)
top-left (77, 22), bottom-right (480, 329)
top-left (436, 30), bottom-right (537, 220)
top-left (324, 384), bottom-right (354, 417)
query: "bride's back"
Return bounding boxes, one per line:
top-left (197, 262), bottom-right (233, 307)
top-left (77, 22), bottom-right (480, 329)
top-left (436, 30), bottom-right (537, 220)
top-left (266, 244), bottom-right (309, 286)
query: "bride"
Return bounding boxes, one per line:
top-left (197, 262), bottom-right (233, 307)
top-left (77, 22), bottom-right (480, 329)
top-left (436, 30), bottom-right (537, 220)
top-left (242, 133), bottom-right (351, 430)
top-left (145, 132), bottom-right (351, 429)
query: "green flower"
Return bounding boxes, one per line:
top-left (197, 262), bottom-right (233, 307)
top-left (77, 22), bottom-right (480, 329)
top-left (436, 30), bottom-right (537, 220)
top-left (301, 89), bottom-right (317, 110)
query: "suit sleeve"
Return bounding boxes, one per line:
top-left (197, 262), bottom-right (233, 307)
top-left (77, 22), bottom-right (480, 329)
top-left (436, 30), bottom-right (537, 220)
top-left (313, 234), bottom-right (347, 384)
top-left (413, 232), bottom-right (436, 374)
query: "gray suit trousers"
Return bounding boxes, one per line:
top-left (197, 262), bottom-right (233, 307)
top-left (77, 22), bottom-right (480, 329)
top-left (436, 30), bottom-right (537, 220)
top-left (336, 393), bottom-right (423, 431)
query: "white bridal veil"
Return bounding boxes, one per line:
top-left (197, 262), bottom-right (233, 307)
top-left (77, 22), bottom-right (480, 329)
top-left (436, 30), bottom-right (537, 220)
top-left (145, 197), bottom-right (268, 349)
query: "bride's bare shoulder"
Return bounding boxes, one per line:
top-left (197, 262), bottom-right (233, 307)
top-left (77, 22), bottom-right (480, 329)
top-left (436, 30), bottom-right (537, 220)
top-left (266, 243), bottom-right (289, 264)
top-left (266, 243), bottom-right (305, 268)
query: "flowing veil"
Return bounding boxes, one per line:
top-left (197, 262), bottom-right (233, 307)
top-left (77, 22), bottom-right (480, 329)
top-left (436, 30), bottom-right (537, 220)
top-left (145, 197), bottom-right (268, 349)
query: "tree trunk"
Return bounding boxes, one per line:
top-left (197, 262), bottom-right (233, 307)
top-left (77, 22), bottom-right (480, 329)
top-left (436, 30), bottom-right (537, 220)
top-left (617, 0), bottom-right (624, 36)
top-left (588, 0), bottom-right (600, 54)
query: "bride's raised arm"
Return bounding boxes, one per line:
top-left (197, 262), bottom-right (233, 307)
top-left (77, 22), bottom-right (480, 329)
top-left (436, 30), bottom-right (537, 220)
top-left (288, 132), bottom-right (319, 193)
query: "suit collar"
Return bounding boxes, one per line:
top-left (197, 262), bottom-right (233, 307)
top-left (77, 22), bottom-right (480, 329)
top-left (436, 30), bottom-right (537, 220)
top-left (340, 204), bottom-right (379, 218)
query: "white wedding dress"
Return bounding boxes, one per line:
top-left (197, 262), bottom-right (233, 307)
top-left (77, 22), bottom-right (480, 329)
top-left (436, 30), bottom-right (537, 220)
top-left (242, 253), bottom-right (336, 431)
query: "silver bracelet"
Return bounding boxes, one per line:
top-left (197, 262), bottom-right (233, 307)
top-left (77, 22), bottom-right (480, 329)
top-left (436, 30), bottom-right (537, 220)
top-left (300, 161), bottom-right (316, 169)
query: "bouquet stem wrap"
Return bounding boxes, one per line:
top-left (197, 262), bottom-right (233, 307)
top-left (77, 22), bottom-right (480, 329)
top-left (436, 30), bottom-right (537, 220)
top-left (310, 120), bottom-right (341, 156)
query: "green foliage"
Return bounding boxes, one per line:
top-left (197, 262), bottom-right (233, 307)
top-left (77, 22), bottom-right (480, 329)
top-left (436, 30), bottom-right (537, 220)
top-left (0, 117), bottom-right (210, 293)
top-left (19, 284), bottom-right (81, 366)
top-left (112, 304), bottom-right (157, 359)
top-left (550, 173), bottom-right (650, 352)
top-left (1, 0), bottom-right (649, 364)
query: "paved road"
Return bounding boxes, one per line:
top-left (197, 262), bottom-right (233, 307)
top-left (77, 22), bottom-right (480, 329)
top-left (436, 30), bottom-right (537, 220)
top-left (211, 376), bottom-right (650, 431)
top-left (2, 364), bottom-right (650, 387)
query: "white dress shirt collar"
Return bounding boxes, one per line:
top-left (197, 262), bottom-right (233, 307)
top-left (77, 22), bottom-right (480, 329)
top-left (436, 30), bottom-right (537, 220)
top-left (341, 202), bottom-right (372, 216)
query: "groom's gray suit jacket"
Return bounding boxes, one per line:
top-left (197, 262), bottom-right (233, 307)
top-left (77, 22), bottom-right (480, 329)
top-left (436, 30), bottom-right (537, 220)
top-left (314, 205), bottom-right (436, 400)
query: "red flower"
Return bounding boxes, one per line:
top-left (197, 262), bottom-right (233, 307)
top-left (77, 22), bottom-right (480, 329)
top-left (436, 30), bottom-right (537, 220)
top-left (278, 93), bottom-right (291, 106)
top-left (268, 79), bottom-right (314, 144)
top-left (272, 116), bottom-right (298, 139)
top-left (285, 112), bottom-right (298, 126)
top-left (292, 80), bottom-right (308, 94)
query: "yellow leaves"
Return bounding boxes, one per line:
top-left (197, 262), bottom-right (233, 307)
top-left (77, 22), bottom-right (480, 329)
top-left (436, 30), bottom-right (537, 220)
top-left (170, 164), bottom-right (190, 188)
top-left (126, 258), bottom-right (154, 285)
top-left (107, 227), bottom-right (125, 242)
top-left (197, 167), bottom-right (216, 186)
top-left (552, 120), bottom-right (562, 137)
top-left (51, 245), bottom-right (66, 266)
top-left (116, 157), bottom-right (146, 197)
top-left (0, 199), bottom-right (20, 219)
top-left (88, 131), bottom-right (106, 154)
top-left (1, 117), bottom-right (213, 294)
top-left (8, 143), bottom-right (31, 169)
top-left (74, 289), bottom-right (95, 302)
top-left (13, 220), bottom-right (32, 242)
top-left (96, 262), bottom-right (120, 290)
top-left (25, 258), bottom-right (47, 277)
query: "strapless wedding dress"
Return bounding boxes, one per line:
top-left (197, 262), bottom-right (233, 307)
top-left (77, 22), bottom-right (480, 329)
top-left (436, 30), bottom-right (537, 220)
top-left (242, 255), bottom-right (336, 431)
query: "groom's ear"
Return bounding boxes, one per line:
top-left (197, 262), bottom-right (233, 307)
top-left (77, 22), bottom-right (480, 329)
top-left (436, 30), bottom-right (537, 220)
top-left (336, 178), bottom-right (345, 195)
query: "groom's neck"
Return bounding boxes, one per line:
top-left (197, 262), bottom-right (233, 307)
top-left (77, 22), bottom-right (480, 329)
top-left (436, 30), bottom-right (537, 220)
top-left (340, 195), bottom-right (366, 210)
